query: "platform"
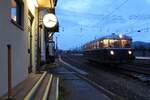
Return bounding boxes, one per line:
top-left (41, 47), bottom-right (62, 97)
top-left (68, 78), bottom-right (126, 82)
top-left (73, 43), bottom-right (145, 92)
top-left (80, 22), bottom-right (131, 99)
top-left (136, 56), bottom-right (150, 60)
top-left (49, 60), bottom-right (112, 100)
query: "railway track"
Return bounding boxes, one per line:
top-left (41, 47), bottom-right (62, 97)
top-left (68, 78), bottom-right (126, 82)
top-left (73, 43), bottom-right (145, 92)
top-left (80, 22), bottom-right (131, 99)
top-left (59, 57), bottom-right (122, 100)
top-left (68, 54), bottom-right (150, 82)
top-left (117, 63), bottom-right (150, 82)
top-left (133, 60), bottom-right (150, 67)
top-left (63, 54), bottom-right (150, 81)
top-left (61, 55), bottom-right (150, 100)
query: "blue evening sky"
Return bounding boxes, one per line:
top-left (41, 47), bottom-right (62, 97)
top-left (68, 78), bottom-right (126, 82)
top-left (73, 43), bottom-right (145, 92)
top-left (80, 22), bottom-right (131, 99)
top-left (55, 0), bottom-right (150, 50)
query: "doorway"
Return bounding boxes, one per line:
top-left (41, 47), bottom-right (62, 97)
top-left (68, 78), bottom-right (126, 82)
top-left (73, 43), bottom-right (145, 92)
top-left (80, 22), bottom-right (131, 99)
top-left (28, 11), bottom-right (34, 73)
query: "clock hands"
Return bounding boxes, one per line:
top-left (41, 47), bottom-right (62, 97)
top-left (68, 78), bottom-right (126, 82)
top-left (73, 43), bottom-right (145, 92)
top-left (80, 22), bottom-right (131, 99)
top-left (47, 19), bottom-right (56, 23)
top-left (43, 13), bottom-right (57, 28)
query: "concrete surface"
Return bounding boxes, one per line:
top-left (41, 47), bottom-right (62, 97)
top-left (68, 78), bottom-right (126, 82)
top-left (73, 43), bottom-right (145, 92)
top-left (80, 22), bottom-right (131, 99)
top-left (0, 73), bottom-right (41, 100)
top-left (49, 61), bottom-right (111, 100)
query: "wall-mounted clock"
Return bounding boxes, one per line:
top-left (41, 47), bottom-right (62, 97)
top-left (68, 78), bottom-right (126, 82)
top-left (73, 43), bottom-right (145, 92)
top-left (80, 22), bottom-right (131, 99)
top-left (43, 13), bottom-right (57, 28)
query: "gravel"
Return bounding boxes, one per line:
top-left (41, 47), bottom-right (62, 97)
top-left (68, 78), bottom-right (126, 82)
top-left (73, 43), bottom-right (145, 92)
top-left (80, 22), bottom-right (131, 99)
top-left (62, 54), bottom-right (150, 100)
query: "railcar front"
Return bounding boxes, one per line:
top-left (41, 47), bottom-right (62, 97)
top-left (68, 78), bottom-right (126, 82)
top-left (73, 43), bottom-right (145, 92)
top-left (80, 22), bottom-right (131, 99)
top-left (83, 34), bottom-right (135, 64)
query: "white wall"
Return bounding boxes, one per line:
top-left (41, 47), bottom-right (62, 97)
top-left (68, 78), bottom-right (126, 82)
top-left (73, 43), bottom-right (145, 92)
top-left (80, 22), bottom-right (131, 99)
top-left (0, 0), bottom-right (28, 96)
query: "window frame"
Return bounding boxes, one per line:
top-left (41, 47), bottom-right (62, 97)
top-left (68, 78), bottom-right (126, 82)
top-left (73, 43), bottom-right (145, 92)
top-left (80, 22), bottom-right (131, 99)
top-left (11, 0), bottom-right (24, 30)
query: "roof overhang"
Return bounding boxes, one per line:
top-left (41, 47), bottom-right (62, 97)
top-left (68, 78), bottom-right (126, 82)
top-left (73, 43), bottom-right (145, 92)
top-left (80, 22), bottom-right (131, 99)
top-left (36, 0), bottom-right (56, 8)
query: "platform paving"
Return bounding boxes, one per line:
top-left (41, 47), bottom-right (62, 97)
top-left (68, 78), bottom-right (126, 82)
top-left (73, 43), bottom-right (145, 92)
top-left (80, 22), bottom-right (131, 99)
top-left (0, 73), bottom-right (41, 100)
top-left (0, 60), bottom-right (112, 100)
top-left (49, 60), bottom-right (111, 100)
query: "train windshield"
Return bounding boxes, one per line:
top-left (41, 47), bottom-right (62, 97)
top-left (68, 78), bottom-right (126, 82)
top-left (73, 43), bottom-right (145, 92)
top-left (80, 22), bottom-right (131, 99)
top-left (102, 39), bottom-right (131, 48)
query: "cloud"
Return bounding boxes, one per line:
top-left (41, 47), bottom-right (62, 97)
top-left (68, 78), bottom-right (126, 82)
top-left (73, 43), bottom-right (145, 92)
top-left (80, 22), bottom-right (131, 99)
top-left (57, 0), bottom-right (114, 14)
top-left (56, 0), bottom-right (150, 49)
top-left (58, 0), bottom-right (92, 12)
top-left (145, 0), bottom-right (150, 4)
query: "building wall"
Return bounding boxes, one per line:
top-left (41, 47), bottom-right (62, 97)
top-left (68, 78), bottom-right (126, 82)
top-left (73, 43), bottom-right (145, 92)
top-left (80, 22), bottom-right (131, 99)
top-left (31, 18), bottom-right (38, 72)
top-left (27, 0), bottom-right (38, 72)
top-left (0, 0), bottom-right (28, 96)
top-left (0, 0), bottom-right (57, 96)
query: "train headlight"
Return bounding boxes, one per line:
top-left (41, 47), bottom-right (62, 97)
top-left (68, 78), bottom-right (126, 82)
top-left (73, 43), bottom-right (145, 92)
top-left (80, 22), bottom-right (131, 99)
top-left (128, 50), bottom-right (132, 55)
top-left (110, 50), bottom-right (114, 55)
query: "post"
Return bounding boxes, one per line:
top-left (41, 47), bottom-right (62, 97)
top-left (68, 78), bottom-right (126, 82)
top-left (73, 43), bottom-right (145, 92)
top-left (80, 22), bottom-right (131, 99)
top-left (36, 8), bottom-right (41, 72)
top-left (7, 45), bottom-right (13, 99)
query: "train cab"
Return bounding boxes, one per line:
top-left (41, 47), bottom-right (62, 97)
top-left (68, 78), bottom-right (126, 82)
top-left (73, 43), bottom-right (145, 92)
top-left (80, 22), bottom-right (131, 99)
top-left (83, 33), bottom-right (135, 64)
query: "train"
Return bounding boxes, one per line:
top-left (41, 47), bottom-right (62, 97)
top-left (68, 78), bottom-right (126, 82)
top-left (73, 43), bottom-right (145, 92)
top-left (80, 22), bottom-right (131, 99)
top-left (83, 33), bottom-right (135, 64)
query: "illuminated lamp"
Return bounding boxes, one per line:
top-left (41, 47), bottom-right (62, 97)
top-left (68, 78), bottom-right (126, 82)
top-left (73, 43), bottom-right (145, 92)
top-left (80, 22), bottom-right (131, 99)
top-left (128, 50), bottom-right (132, 55)
top-left (119, 34), bottom-right (123, 38)
top-left (110, 50), bottom-right (114, 55)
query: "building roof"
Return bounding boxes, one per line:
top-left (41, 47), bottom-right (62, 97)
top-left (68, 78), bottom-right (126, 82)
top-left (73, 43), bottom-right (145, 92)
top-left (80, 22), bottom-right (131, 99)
top-left (100, 33), bottom-right (132, 40)
top-left (36, 0), bottom-right (57, 8)
top-left (84, 33), bottom-right (132, 46)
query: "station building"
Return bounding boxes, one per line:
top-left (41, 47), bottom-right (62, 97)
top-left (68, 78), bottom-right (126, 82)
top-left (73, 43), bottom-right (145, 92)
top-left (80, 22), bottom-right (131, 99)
top-left (0, 0), bottom-right (58, 96)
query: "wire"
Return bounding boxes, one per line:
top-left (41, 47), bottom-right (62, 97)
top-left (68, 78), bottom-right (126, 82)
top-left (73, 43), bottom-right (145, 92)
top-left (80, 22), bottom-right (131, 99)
top-left (106, 0), bottom-right (129, 17)
top-left (100, 0), bottom-right (129, 25)
top-left (127, 26), bottom-right (150, 34)
top-left (58, 0), bottom-right (150, 34)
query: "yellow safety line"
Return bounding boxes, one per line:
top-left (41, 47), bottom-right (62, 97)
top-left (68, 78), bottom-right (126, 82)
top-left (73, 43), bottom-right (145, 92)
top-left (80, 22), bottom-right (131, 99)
top-left (24, 71), bottom-right (47, 100)
top-left (42, 74), bottom-right (53, 100)
top-left (56, 77), bottom-right (59, 100)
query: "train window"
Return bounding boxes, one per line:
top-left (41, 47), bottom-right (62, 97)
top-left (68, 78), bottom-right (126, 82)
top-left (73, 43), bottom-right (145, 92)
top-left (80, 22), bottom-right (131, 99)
top-left (93, 43), bottom-right (95, 49)
top-left (95, 43), bottom-right (96, 48)
top-left (102, 39), bottom-right (121, 48)
top-left (103, 39), bottom-right (109, 48)
top-left (114, 40), bottom-right (119, 48)
top-left (99, 41), bottom-right (103, 48)
top-left (109, 39), bottom-right (115, 47)
top-left (120, 39), bottom-right (131, 48)
top-left (84, 38), bottom-right (132, 50)
top-left (96, 41), bottom-right (99, 48)
top-left (102, 39), bottom-right (117, 48)
top-left (91, 43), bottom-right (93, 49)
top-left (109, 39), bottom-right (120, 48)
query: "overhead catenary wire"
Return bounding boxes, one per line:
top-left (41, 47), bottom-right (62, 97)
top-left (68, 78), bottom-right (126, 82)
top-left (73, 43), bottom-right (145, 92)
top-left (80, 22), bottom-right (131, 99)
top-left (100, 0), bottom-right (129, 25)
top-left (57, 0), bottom-right (130, 32)
top-left (57, 0), bottom-right (150, 34)
top-left (106, 0), bottom-right (129, 17)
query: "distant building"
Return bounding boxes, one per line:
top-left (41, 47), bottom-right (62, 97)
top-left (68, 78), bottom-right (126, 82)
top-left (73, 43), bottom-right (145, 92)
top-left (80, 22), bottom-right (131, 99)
top-left (0, 0), bottom-right (58, 96)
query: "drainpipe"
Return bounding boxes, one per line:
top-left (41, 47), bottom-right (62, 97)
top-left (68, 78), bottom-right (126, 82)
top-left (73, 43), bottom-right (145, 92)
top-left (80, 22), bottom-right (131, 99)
top-left (7, 44), bottom-right (13, 99)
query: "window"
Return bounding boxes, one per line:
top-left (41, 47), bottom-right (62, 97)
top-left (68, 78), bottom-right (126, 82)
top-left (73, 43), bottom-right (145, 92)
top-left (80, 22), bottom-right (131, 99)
top-left (11, 0), bottom-right (17, 21)
top-left (11, 0), bottom-right (24, 27)
top-left (120, 39), bottom-right (131, 48)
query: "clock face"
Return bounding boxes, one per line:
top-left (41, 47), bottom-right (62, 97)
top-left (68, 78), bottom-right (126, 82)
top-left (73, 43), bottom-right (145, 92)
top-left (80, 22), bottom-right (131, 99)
top-left (43, 13), bottom-right (57, 28)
